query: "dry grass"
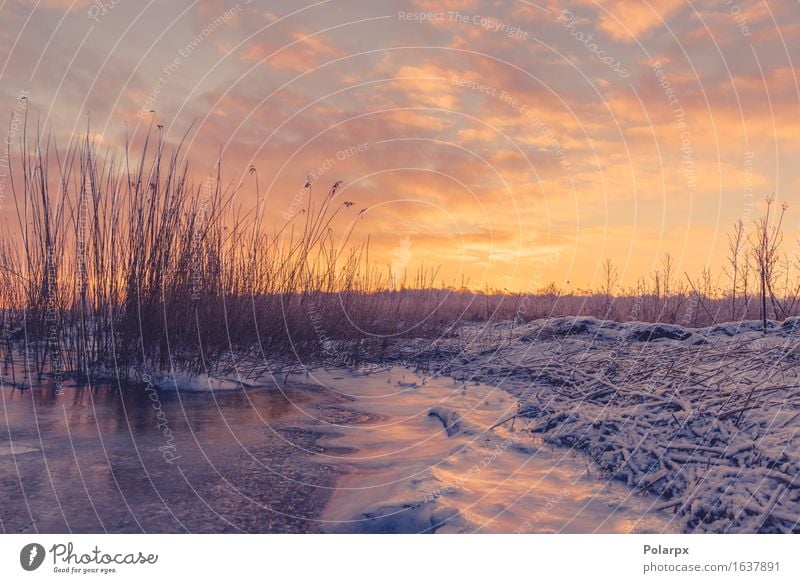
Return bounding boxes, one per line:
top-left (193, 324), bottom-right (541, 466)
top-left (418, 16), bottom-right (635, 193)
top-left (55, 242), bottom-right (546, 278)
top-left (2, 120), bottom-right (800, 383)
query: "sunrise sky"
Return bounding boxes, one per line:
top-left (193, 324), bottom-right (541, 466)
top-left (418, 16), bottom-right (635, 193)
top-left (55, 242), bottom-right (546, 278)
top-left (1, 0), bottom-right (798, 292)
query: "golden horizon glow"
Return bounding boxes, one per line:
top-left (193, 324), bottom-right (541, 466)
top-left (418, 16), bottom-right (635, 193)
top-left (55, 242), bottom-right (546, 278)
top-left (1, 0), bottom-right (799, 293)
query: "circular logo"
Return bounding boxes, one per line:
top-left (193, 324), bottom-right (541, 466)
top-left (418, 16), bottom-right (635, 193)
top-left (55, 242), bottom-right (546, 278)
top-left (19, 543), bottom-right (46, 571)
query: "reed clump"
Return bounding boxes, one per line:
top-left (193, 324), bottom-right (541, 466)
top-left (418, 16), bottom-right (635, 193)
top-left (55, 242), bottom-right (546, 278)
top-left (0, 122), bottom-right (407, 382)
top-left (2, 120), bottom-right (799, 385)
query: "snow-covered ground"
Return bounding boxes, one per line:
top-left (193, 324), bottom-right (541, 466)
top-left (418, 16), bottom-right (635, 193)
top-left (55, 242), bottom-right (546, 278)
top-left (5, 315), bottom-right (797, 533)
top-left (391, 316), bottom-right (800, 533)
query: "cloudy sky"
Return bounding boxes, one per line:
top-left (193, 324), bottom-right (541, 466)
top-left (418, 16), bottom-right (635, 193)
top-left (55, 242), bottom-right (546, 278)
top-left (1, 0), bottom-right (798, 292)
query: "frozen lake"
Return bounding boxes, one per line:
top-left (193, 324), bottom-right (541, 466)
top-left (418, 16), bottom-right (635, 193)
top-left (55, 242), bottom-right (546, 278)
top-left (0, 378), bottom-right (340, 533)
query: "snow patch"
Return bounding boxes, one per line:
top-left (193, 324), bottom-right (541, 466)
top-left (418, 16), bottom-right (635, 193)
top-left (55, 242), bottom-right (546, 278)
top-left (406, 317), bottom-right (800, 533)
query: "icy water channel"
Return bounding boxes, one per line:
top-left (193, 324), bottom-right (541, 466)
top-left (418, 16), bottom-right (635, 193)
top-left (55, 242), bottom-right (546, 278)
top-left (1, 367), bottom-right (675, 533)
top-left (301, 367), bottom-right (676, 533)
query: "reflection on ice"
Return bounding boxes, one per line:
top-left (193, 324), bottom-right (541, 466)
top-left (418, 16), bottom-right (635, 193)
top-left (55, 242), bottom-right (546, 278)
top-left (305, 367), bottom-right (676, 533)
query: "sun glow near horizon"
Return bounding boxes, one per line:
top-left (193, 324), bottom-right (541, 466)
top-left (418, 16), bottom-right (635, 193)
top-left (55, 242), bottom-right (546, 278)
top-left (1, 0), bottom-right (798, 294)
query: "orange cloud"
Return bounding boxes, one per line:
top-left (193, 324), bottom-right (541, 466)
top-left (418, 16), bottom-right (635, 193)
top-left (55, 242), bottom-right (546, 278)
top-left (572, 0), bottom-right (685, 42)
top-left (242, 31), bottom-right (345, 73)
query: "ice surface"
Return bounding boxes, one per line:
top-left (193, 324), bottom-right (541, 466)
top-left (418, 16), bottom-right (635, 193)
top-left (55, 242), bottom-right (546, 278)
top-left (305, 368), bottom-right (674, 533)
